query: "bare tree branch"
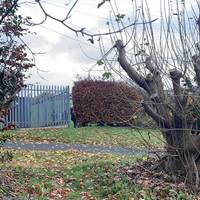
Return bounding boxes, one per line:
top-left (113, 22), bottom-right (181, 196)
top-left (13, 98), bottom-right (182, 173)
top-left (169, 69), bottom-right (183, 112)
top-left (115, 40), bottom-right (150, 93)
top-left (192, 54), bottom-right (200, 87)
top-left (35, 0), bottom-right (158, 38)
top-left (63, 0), bottom-right (79, 22)
top-left (142, 102), bottom-right (170, 128)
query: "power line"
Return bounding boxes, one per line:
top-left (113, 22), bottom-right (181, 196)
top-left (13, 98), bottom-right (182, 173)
top-left (39, 24), bottom-right (100, 49)
top-left (22, 2), bottom-right (144, 45)
top-left (77, 0), bottom-right (98, 7)
top-left (44, 1), bottom-right (160, 20)
top-left (46, 0), bottom-right (98, 8)
top-left (23, 4), bottom-right (116, 50)
top-left (44, 1), bottom-right (109, 20)
top-left (22, 4), bottom-right (105, 48)
top-left (23, 3), bottom-right (109, 35)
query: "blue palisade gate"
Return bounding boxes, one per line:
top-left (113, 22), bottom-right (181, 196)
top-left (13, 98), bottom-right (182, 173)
top-left (5, 84), bottom-right (70, 128)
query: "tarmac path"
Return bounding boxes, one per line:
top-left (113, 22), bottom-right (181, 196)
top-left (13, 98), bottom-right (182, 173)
top-left (3, 142), bottom-right (152, 156)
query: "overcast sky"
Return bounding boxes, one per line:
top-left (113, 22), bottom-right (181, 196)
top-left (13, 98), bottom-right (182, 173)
top-left (19, 0), bottom-right (196, 89)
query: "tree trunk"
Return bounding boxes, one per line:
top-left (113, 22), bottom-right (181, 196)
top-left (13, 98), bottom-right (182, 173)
top-left (164, 130), bottom-right (200, 188)
top-left (114, 39), bottom-right (200, 189)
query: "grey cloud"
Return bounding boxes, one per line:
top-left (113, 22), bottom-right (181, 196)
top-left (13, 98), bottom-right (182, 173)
top-left (23, 34), bottom-right (53, 53)
top-left (26, 70), bottom-right (76, 88)
top-left (48, 35), bottom-right (102, 64)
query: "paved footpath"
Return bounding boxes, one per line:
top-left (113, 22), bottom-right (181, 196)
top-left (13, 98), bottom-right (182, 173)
top-left (2, 142), bottom-right (152, 156)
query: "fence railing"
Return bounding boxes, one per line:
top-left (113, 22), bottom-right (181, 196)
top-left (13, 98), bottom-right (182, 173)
top-left (5, 84), bottom-right (70, 128)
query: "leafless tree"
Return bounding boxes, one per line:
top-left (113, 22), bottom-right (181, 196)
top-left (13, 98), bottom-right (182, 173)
top-left (28, 0), bottom-right (200, 188)
top-left (98, 0), bottom-right (200, 188)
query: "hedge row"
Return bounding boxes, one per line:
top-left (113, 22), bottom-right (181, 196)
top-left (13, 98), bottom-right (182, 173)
top-left (72, 80), bottom-right (143, 126)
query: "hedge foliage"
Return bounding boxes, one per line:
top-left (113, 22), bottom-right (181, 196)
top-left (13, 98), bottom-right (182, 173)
top-left (72, 80), bottom-right (143, 126)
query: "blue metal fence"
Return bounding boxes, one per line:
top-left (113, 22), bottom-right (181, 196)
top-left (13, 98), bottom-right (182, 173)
top-left (5, 84), bottom-right (70, 128)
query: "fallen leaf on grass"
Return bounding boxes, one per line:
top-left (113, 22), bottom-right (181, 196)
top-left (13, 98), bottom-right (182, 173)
top-left (50, 188), bottom-right (70, 199)
top-left (54, 177), bottom-right (65, 186)
top-left (80, 191), bottom-right (97, 200)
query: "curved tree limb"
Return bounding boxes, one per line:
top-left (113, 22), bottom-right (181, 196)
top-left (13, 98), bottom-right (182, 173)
top-left (115, 40), bottom-right (170, 125)
top-left (142, 102), bottom-right (170, 128)
top-left (145, 56), bottom-right (165, 101)
top-left (169, 69), bottom-right (183, 112)
top-left (115, 40), bottom-right (170, 129)
top-left (192, 54), bottom-right (200, 87)
top-left (115, 40), bottom-right (150, 93)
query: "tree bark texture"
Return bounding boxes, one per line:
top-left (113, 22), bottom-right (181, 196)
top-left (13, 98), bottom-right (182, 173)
top-left (115, 40), bottom-right (200, 187)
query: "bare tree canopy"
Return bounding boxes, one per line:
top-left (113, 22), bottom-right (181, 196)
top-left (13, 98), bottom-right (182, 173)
top-left (100, 0), bottom-right (200, 189)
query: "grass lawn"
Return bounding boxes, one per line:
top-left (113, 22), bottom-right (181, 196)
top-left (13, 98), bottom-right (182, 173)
top-left (0, 126), bottom-right (194, 200)
top-left (0, 149), bottom-right (142, 199)
top-left (0, 149), bottom-right (193, 200)
top-left (8, 126), bottom-right (164, 148)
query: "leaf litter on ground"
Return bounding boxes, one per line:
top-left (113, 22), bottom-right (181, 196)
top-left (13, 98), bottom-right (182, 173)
top-left (0, 149), bottom-right (198, 199)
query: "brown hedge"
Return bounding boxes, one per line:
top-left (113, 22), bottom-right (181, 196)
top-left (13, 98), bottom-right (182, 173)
top-left (72, 80), bottom-right (143, 126)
